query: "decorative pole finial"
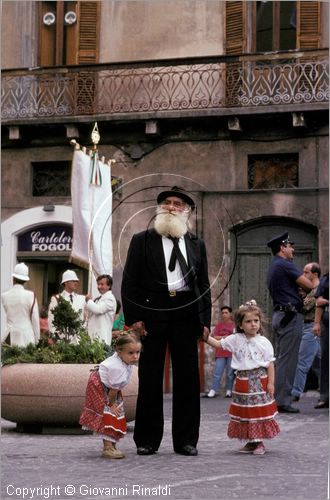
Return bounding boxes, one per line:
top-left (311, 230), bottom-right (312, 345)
top-left (91, 122), bottom-right (100, 149)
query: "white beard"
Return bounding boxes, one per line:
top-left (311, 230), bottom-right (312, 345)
top-left (154, 207), bottom-right (191, 238)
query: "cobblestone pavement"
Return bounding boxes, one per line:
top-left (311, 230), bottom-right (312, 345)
top-left (1, 390), bottom-right (328, 500)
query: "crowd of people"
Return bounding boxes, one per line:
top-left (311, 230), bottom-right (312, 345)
top-left (1, 187), bottom-right (328, 460)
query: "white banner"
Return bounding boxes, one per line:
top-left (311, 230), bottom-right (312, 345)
top-left (70, 149), bottom-right (113, 278)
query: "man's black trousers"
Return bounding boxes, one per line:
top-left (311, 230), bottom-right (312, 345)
top-left (133, 292), bottom-right (201, 451)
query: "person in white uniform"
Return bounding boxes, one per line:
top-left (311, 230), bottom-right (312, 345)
top-left (85, 274), bottom-right (117, 345)
top-left (48, 269), bottom-right (86, 333)
top-left (1, 263), bottom-right (40, 347)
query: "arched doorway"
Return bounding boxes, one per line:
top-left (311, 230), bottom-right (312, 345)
top-left (230, 216), bottom-right (318, 342)
top-left (1, 205), bottom-right (88, 333)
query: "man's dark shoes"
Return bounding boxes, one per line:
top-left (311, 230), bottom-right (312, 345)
top-left (137, 446), bottom-right (156, 455)
top-left (174, 445), bottom-right (198, 456)
top-left (314, 401), bottom-right (329, 409)
top-left (277, 405), bottom-right (300, 413)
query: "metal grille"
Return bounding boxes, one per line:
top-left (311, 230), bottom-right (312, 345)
top-left (32, 161), bottom-right (122, 198)
top-left (32, 162), bottom-right (71, 197)
top-left (2, 50), bottom-right (328, 122)
top-left (248, 154), bottom-right (299, 189)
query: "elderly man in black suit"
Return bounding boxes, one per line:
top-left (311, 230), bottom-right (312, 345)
top-left (121, 186), bottom-right (211, 456)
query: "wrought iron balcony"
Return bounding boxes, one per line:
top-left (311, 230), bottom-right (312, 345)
top-left (1, 49), bottom-right (328, 124)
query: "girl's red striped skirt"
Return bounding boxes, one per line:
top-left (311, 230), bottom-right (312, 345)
top-left (228, 367), bottom-right (280, 442)
top-left (79, 370), bottom-right (127, 441)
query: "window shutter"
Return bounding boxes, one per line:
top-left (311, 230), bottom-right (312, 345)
top-left (76, 1), bottom-right (100, 114)
top-left (77, 1), bottom-right (100, 64)
top-left (225, 1), bottom-right (245, 54)
top-left (38, 2), bottom-right (57, 66)
top-left (225, 1), bottom-right (245, 105)
top-left (297, 1), bottom-right (320, 49)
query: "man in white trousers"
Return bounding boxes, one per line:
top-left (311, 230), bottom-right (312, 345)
top-left (2, 263), bottom-right (40, 346)
top-left (85, 274), bottom-right (117, 345)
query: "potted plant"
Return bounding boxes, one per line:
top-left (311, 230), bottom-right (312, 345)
top-left (1, 297), bottom-right (138, 431)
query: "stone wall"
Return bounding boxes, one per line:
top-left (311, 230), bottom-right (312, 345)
top-left (100, 0), bottom-right (224, 62)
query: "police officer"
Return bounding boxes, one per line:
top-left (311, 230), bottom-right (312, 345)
top-left (267, 232), bottom-right (313, 413)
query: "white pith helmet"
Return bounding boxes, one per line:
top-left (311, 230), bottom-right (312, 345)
top-left (61, 269), bottom-right (79, 284)
top-left (12, 263), bottom-right (30, 281)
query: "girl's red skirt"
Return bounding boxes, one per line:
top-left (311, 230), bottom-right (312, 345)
top-left (79, 370), bottom-right (127, 441)
top-left (228, 367), bottom-right (280, 442)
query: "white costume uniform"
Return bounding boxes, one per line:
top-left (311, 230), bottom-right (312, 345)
top-left (48, 290), bottom-right (86, 333)
top-left (86, 291), bottom-right (116, 345)
top-left (1, 284), bottom-right (40, 346)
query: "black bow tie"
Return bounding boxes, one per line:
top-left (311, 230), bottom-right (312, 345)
top-left (168, 237), bottom-right (191, 285)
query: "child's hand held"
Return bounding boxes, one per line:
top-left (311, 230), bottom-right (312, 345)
top-left (110, 403), bottom-right (121, 418)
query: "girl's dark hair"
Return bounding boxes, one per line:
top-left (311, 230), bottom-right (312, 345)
top-left (115, 332), bottom-right (141, 351)
top-left (234, 301), bottom-right (266, 335)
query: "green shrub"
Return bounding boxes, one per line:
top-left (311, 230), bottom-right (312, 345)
top-left (52, 296), bottom-right (85, 343)
top-left (1, 334), bottom-right (112, 365)
top-left (1, 296), bottom-right (113, 365)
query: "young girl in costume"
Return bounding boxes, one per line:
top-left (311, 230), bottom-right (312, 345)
top-left (79, 332), bottom-right (141, 459)
top-left (206, 300), bottom-right (280, 455)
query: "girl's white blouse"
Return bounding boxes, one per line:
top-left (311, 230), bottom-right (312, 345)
top-left (99, 352), bottom-right (133, 389)
top-left (220, 333), bottom-right (275, 371)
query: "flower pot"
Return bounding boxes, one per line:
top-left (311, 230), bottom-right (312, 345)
top-left (1, 363), bottom-right (138, 427)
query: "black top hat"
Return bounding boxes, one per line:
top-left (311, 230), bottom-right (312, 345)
top-left (157, 186), bottom-right (196, 210)
top-left (267, 232), bottom-right (295, 251)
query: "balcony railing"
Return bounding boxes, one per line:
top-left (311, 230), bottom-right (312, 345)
top-left (1, 49), bottom-right (328, 123)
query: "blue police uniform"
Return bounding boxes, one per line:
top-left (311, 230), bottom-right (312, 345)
top-left (266, 232), bottom-right (304, 411)
top-left (267, 256), bottom-right (304, 312)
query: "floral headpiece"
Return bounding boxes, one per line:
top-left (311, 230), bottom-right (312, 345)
top-left (239, 299), bottom-right (257, 309)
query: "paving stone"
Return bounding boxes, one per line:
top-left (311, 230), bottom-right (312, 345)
top-left (1, 391), bottom-right (328, 500)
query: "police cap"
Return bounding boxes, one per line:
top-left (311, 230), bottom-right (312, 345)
top-left (267, 232), bottom-right (295, 251)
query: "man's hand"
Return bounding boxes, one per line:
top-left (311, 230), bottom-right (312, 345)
top-left (85, 294), bottom-right (92, 302)
top-left (313, 322), bottom-right (321, 337)
top-left (131, 321), bottom-right (148, 337)
top-left (316, 297), bottom-right (329, 307)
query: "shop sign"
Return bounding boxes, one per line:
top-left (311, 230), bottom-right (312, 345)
top-left (18, 225), bottom-right (72, 252)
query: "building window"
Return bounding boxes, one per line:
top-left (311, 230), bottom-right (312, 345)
top-left (32, 161), bottom-right (71, 197)
top-left (32, 161), bottom-right (122, 198)
top-left (226, 1), bottom-right (320, 55)
top-left (255, 1), bottom-right (296, 52)
top-left (39, 1), bottom-right (100, 66)
top-left (248, 154), bottom-right (299, 189)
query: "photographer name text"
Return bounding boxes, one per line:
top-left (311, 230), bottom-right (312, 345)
top-left (6, 484), bottom-right (172, 499)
